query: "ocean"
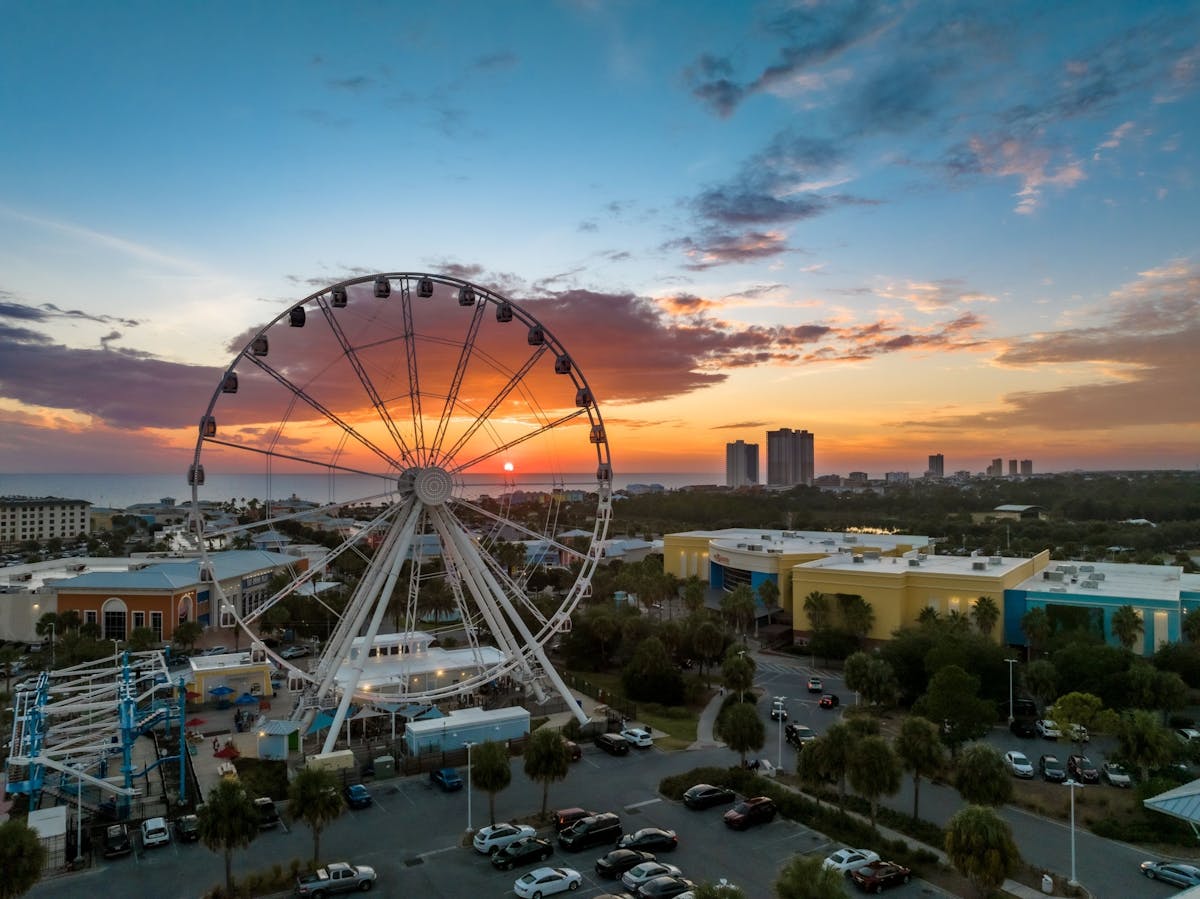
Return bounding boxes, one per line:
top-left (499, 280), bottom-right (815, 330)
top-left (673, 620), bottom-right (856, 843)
top-left (0, 471), bottom-right (723, 510)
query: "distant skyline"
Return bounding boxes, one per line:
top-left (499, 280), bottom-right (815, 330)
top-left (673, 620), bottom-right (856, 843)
top-left (1, 2), bottom-right (1198, 477)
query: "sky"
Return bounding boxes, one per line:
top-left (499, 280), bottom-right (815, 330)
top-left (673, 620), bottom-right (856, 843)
top-left (1, 0), bottom-right (1198, 482)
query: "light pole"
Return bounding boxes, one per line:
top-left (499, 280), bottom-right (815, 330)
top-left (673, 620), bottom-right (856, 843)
top-left (1064, 779), bottom-right (1081, 887)
top-left (775, 696), bottom-right (787, 770)
top-left (1005, 658), bottom-right (1018, 724)
top-left (737, 650), bottom-right (748, 703)
top-left (49, 621), bottom-right (55, 670)
top-left (464, 741), bottom-right (476, 835)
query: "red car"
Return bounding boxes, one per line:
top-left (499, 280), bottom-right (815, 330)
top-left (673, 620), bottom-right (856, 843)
top-left (819, 693), bottom-right (840, 709)
top-left (562, 738), bottom-right (582, 761)
top-left (722, 796), bottom-right (776, 830)
top-left (850, 861), bottom-right (911, 892)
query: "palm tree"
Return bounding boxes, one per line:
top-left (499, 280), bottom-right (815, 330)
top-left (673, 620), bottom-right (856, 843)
top-left (57, 609), bottom-right (82, 633)
top-left (838, 594), bottom-right (874, 642)
top-left (0, 819), bottom-right (48, 897)
top-left (773, 853), bottom-right (850, 899)
top-left (819, 722), bottom-right (854, 807)
top-left (1024, 658), bottom-right (1057, 708)
top-left (288, 765), bottom-right (345, 863)
top-left (720, 653), bottom-right (754, 703)
top-left (1020, 607), bottom-right (1050, 658)
top-left (756, 578), bottom-right (780, 626)
top-left (971, 596), bottom-right (1000, 638)
top-left (682, 577), bottom-right (706, 616)
top-left (954, 745), bottom-right (1012, 807)
top-left (895, 716), bottom-right (946, 820)
top-left (1116, 708), bottom-right (1176, 781)
top-left (1111, 604), bottom-right (1144, 651)
top-left (197, 779), bottom-right (260, 895)
top-left (917, 606), bottom-right (941, 627)
top-left (847, 736), bottom-right (901, 831)
top-left (471, 740), bottom-right (512, 825)
top-left (721, 585), bottom-right (755, 639)
top-left (717, 702), bottom-right (764, 767)
top-left (945, 806), bottom-right (1020, 899)
top-left (524, 727), bottom-right (571, 817)
top-left (803, 590), bottom-right (831, 631)
top-left (693, 620), bottom-right (724, 686)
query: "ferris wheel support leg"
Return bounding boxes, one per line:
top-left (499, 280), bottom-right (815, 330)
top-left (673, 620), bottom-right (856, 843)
top-left (436, 511), bottom-right (587, 726)
top-left (321, 502), bottom-right (422, 756)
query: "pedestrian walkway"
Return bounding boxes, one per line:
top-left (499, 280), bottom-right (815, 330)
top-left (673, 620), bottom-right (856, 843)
top-left (690, 686), bottom-right (726, 750)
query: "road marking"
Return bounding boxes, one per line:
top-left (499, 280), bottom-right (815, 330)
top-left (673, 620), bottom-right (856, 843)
top-left (624, 798), bottom-right (661, 810)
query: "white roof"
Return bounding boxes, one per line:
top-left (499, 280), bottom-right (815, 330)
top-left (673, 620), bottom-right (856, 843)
top-left (683, 527), bottom-right (931, 555)
top-left (405, 705), bottom-right (529, 734)
top-left (1012, 560), bottom-right (1184, 603)
top-left (801, 551), bottom-right (1027, 577)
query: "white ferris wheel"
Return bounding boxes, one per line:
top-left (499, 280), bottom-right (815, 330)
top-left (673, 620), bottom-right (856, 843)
top-left (188, 273), bottom-right (612, 747)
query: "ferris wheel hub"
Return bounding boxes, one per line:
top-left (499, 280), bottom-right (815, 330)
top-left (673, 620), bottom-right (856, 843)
top-left (412, 466), bottom-right (453, 505)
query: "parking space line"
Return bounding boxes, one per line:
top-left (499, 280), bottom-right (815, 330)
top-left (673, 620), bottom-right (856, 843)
top-left (625, 798), bottom-right (661, 811)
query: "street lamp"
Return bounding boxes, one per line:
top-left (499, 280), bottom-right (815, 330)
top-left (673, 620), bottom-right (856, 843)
top-left (775, 696), bottom-right (788, 770)
top-left (1005, 658), bottom-right (1018, 724)
top-left (1064, 778), bottom-right (1082, 887)
top-left (49, 620), bottom-right (55, 670)
top-left (464, 741), bottom-right (476, 835)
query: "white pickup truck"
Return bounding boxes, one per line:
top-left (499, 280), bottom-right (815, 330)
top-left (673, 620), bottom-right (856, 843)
top-left (294, 862), bottom-right (377, 896)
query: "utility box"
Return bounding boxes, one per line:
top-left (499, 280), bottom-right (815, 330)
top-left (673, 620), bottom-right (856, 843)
top-left (306, 749), bottom-right (356, 772)
top-left (373, 755), bottom-right (395, 779)
top-left (28, 805), bottom-right (68, 873)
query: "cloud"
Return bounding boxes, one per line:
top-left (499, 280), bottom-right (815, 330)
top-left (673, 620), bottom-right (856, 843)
top-left (873, 278), bottom-right (997, 313)
top-left (669, 230), bottom-right (792, 270)
top-left (0, 296), bottom-right (140, 328)
top-left (327, 75), bottom-right (374, 92)
top-left (712, 421), bottom-right (769, 431)
top-left (473, 52), bottom-right (518, 72)
top-left (944, 136), bottom-right (1086, 214)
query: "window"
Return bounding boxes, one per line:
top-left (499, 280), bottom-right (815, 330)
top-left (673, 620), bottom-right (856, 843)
top-left (103, 608), bottom-right (126, 641)
top-left (150, 612), bottom-right (163, 642)
top-left (133, 611), bottom-right (145, 629)
top-left (85, 610), bottom-right (98, 626)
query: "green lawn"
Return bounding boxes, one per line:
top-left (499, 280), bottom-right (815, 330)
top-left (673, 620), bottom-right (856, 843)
top-left (565, 669), bottom-right (708, 751)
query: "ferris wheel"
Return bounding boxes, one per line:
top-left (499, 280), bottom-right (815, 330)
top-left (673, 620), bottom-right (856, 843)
top-left (188, 273), bottom-right (612, 745)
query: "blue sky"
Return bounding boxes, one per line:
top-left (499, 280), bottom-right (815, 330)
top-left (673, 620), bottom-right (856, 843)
top-left (1, 0), bottom-right (1198, 477)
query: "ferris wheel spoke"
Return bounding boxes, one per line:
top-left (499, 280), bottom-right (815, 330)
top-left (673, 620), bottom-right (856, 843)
top-left (451, 496), bottom-right (590, 564)
top-left (201, 436), bottom-right (398, 482)
top-left (315, 294), bottom-right (417, 466)
top-left (431, 300), bottom-right (487, 463)
top-left (241, 354), bottom-right (404, 472)
top-left (396, 279), bottom-right (427, 464)
top-left (449, 409), bottom-right (587, 474)
top-left (439, 345), bottom-right (549, 463)
top-left (203, 489), bottom-right (396, 547)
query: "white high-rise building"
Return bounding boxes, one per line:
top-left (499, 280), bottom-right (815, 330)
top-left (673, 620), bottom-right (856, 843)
top-left (725, 440), bottom-right (759, 488)
top-left (765, 428), bottom-right (814, 487)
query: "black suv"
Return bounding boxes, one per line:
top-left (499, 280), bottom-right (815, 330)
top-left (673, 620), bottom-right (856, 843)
top-left (253, 797), bottom-right (280, 828)
top-left (558, 812), bottom-right (622, 851)
top-left (103, 823), bottom-right (133, 858)
top-left (595, 733), bottom-right (630, 756)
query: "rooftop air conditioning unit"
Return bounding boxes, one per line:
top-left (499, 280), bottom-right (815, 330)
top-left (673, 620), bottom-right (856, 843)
top-left (908, 558), bottom-right (921, 567)
top-left (748, 544), bottom-right (763, 552)
top-left (1080, 581), bottom-right (1100, 589)
top-left (1079, 565), bottom-right (1094, 573)
top-left (1049, 586), bottom-right (1067, 593)
top-left (917, 553), bottom-right (928, 561)
top-left (736, 543), bottom-right (747, 549)
top-left (1048, 571), bottom-right (1064, 582)
top-left (852, 555), bottom-right (865, 564)
top-left (761, 534), bottom-right (772, 540)
top-left (989, 556), bottom-right (1003, 565)
top-left (1093, 572), bottom-right (1106, 581)
top-left (972, 561), bottom-right (987, 570)
top-left (843, 535), bottom-right (858, 543)
top-left (767, 548), bottom-right (782, 554)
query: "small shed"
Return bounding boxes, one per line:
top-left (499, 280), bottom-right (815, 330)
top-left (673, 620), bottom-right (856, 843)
top-left (255, 719), bottom-right (301, 760)
top-left (404, 705), bottom-right (530, 755)
top-left (28, 805), bottom-right (68, 872)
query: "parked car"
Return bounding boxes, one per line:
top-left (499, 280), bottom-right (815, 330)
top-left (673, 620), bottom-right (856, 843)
top-left (785, 723), bottom-right (816, 749)
top-left (723, 796), bottom-right (776, 830)
top-left (635, 874), bottom-right (696, 898)
top-left (562, 738), bottom-right (582, 761)
top-left (1004, 751), bottom-right (1035, 778)
top-left (1067, 755), bottom-right (1100, 784)
top-left (557, 812), bottom-right (622, 851)
top-left (279, 645), bottom-right (310, 659)
top-left (617, 827), bottom-right (678, 853)
top-left (822, 847), bottom-right (881, 875)
top-left (253, 796), bottom-right (280, 828)
top-left (430, 767), bottom-right (463, 791)
top-left (595, 733), bottom-right (631, 756)
top-left (1103, 761), bottom-right (1132, 787)
top-left (1036, 719), bottom-right (1061, 740)
top-left (491, 836), bottom-right (554, 871)
top-left (819, 693), bottom-right (840, 709)
top-left (1176, 728), bottom-right (1200, 744)
top-left (682, 783), bottom-right (735, 810)
top-left (620, 727), bottom-right (653, 748)
top-left (344, 783), bottom-right (373, 809)
top-left (102, 823), bottom-right (133, 858)
top-left (474, 823), bottom-right (537, 855)
top-left (769, 699), bottom-right (788, 721)
top-left (1140, 860), bottom-right (1200, 887)
top-left (553, 807), bottom-right (595, 833)
top-left (201, 646), bottom-right (229, 656)
top-left (622, 861), bottom-right (683, 892)
top-left (595, 848), bottom-right (656, 878)
top-left (295, 861), bottom-right (378, 896)
top-left (174, 813), bottom-right (200, 842)
top-left (513, 866), bottom-right (582, 898)
top-left (850, 861), bottom-right (912, 892)
top-left (140, 816), bottom-right (171, 849)
top-left (806, 676), bottom-right (823, 693)
top-left (1039, 754), bottom-right (1067, 782)
top-left (1066, 723), bottom-right (1090, 743)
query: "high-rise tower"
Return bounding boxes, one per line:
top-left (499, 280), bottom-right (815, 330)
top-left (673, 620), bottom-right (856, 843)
top-left (725, 440), bottom-right (759, 487)
top-left (766, 428), bottom-right (814, 487)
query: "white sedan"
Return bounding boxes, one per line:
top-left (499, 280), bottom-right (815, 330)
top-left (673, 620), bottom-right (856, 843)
top-left (621, 861), bottom-right (682, 892)
top-left (1036, 719), bottom-right (1061, 739)
top-left (822, 847), bottom-right (880, 875)
top-left (1004, 751), bottom-right (1035, 778)
top-left (473, 823), bottom-right (537, 855)
top-left (514, 866), bottom-right (582, 898)
top-left (620, 727), bottom-right (653, 748)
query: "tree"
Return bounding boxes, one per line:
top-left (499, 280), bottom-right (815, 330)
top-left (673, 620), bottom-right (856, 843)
top-left (817, 722), bottom-right (855, 806)
top-left (693, 620), bottom-right (724, 686)
top-left (173, 620), bottom-right (203, 654)
top-left (691, 880), bottom-right (748, 899)
top-left (1183, 608), bottom-right (1200, 644)
top-left (1023, 659), bottom-right (1057, 708)
top-left (524, 727), bottom-right (570, 817)
top-left (971, 596), bottom-right (1000, 638)
top-left (1020, 607), bottom-right (1050, 657)
top-left (844, 653), bottom-right (898, 707)
top-left (127, 626), bottom-right (158, 652)
top-left (803, 591), bottom-right (831, 631)
top-left (35, 612), bottom-right (58, 651)
top-left (756, 578), bottom-right (780, 625)
top-left (1050, 691), bottom-right (1118, 744)
top-left (197, 778), bottom-right (260, 895)
top-left (773, 852), bottom-right (850, 899)
top-left (288, 764), bottom-right (344, 864)
top-left (954, 744), bottom-right (1013, 807)
top-left (847, 736), bottom-right (901, 831)
top-left (721, 653), bottom-right (754, 702)
top-left (721, 584), bottom-right (755, 638)
top-left (0, 818), bottom-right (47, 899)
top-left (58, 609), bottom-right (81, 633)
top-left (1111, 604), bottom-right (1144, 651)
top-left (914, 665), bottom-right (995, 754)
top-left (944, 805), bottom-right (1020, 898)
top-left (837, 594), bottom-right (875, 641)
top-left (1115, 709), bottom-right (1176, 781)
top-left (471, 739), bottom-right (512, 825)
top-left (682, 576), bottom-right (706, 616)
top-left (622, 636), bottom-right (684, 705)
top-left (895, 716), bottom-right (946, 820)
top-left (718, 702), bottom-right (765, 767)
